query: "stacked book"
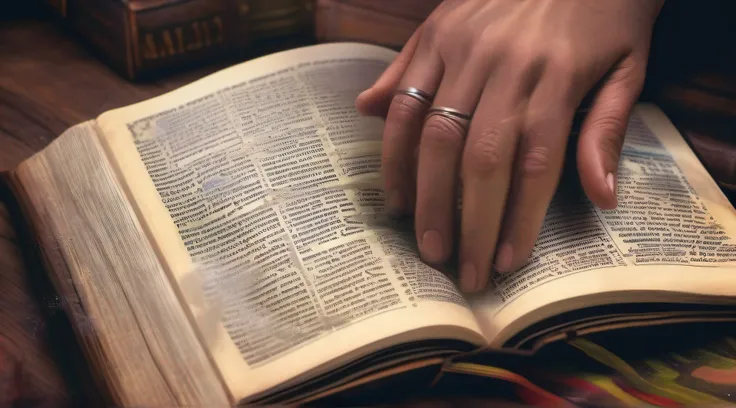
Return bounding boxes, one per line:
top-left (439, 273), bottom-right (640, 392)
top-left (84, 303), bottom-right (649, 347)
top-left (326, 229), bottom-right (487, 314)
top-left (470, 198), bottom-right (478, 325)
top-left (44, 0), bottom-right (316, 80)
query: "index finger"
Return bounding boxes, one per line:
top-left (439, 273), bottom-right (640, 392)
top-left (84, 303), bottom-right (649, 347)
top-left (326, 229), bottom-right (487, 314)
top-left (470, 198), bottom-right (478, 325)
top-left (380, 39), bottom-right (444, 216)
top-left (355, 26), bottom-right (423, 118)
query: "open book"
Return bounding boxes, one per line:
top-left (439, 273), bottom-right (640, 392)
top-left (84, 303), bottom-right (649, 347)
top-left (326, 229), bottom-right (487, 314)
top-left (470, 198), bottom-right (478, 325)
top-left (3, 43), bottom-right (736, 407)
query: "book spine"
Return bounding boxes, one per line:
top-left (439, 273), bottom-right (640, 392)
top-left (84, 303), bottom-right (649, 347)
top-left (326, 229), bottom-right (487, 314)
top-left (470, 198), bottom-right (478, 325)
top-left (248, 0), bottom-right (316, 39)
top-left (129, 0), bottom-right (247, 80)
top-left (50, 0), bottom-right (314, 81)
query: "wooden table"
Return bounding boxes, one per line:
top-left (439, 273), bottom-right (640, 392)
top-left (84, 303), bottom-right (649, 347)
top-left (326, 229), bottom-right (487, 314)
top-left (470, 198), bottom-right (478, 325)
top-left (1, 5), bottom-right (735, 407)
top-left (0, 8), bottom-right (234, 406)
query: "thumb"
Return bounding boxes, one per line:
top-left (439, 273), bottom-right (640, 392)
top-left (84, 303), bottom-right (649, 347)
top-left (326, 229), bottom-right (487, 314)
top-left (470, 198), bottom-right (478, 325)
top-left (577, 54), bottom-right (646, 210)
top-left (355, 25), bottom-right (422, 118)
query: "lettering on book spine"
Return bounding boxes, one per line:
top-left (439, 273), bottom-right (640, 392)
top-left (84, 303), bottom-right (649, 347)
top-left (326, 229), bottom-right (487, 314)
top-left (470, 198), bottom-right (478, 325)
top-left (141, 15), bottom-right (225, 60)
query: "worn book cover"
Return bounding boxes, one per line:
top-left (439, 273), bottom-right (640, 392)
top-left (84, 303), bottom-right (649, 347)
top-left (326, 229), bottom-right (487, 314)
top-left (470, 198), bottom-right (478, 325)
top-left (44, 0), bottom-right (315, 80)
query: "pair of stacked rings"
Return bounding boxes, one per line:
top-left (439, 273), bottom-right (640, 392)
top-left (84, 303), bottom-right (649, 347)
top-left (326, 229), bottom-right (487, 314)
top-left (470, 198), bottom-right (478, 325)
top-left (393, 87), bottom-right (472, 127)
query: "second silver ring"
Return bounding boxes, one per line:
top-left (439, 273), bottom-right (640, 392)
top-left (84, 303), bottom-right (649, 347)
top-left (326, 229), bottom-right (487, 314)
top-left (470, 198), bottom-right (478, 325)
top-left (426, 106), bottom-right (473, 128)
top-left (394, 87), bottom-right (434, 106)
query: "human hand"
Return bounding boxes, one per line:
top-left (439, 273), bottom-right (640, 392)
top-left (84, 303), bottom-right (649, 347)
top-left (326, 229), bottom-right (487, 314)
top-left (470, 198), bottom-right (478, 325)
top-left (356, 0), bottom-right (665, 292)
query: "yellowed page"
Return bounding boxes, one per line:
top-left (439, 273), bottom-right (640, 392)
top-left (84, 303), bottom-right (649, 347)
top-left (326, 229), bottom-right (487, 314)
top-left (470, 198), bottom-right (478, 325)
top-left (470, 103), bottom-right (736, 347)
top-left (95, 43), bottom-right (485, 401)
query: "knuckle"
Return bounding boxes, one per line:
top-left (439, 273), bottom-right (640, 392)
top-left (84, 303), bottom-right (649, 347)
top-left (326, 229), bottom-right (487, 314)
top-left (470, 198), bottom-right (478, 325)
top-left (546, 58), bottom-right (581, 104)
top-left (422, 116), bottom-right (465, 150)
top-left (589, 113), bottom-right (628, 135)
top-left (389, 96), bottom-right (425, 122)
top-left (434, 23), bottom-right (457, 52)
top-left (479, 25), bottom-right (499, 45)
top-left (551, 40), bottom-right (576, 70)
top-left (550, 54), bottom-right (577, 83)
top-left (597, 129), bottom-right (625, 163)
top-left (454, 30), bottom-right (477, 57)
top-left (613, 69), bottom-right (646, 95)
top-left (508, 38), bottom-right (539, 67)
top-left (466, 130), bottom-right (504, 176)
top-left (478, 30), bottom-right (510, 61)
top-left (422, 13), bottom-right (441, 38)
top-left (614, 56), bottom-right (644, 79)
top-left (519, 146), bottom-right (552, 180)
top-left (468, 39), bottom-right (495, 66)
top-left (424, 16), bottom-right (454, 48)
top-left (420, 19), bottom-right (442, 52)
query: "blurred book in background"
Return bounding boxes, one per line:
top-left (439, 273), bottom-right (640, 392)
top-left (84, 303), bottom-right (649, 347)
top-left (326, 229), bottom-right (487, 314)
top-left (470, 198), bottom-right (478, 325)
top-left (43, 0), bottom-right (316, 81)
top-left (314, 0), bottom-right (441, 50)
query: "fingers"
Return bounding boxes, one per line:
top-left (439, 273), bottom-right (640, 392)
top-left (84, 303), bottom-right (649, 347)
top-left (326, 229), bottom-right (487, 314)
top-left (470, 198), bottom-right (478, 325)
top-left (458, 67), bottom-right (527, 292)
top-left (492, 53), bottom-right (643, 275)
top-left (577, 54), bottom-right (646, 210)
top-left (380, 39), bottom-right (444, 216)
top-left (414, 59), bottom-right (489, 265)
top-left (355, 26), bottom-right (423, 117)
top-left (494, 67), bottom-right (578, 274)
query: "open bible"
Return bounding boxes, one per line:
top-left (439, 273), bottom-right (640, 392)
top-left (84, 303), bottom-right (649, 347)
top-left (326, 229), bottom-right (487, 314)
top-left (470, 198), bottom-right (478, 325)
top-left (2, 43), bottom-right (735, 407)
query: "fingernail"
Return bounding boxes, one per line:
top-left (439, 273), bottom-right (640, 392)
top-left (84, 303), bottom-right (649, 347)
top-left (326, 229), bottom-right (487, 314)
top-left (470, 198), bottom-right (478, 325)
top-left (460, 263), bottom-right (477, 293)
top-left (606, 172), bottom-right (617, 203)
top-left (494, 243), bottom-right (514, 273)
top-left (420, 230), bottom-right (444, 263)
top-left (386, 189), bottom-right (405, 216)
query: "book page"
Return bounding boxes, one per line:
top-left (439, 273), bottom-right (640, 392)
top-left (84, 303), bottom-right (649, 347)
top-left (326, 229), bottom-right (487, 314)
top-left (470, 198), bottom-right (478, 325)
top-left (469, 104), bottom-right (736, 347)
top-left (95, 43), bottom-right (486, 400)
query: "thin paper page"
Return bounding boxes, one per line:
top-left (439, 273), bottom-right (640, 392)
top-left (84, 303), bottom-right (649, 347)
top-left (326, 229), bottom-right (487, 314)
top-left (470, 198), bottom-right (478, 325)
top-left (469, 104), bottom-right (736, 346)
top-left (96, 43), bottom-right (486, 400)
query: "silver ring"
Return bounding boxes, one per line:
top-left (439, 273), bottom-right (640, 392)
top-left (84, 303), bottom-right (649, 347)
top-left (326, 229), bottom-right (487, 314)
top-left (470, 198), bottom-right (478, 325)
top-left (393, 87), bottom-right (433, 106)
top-left (426, 106), bottom-right (473, 128)
top-left (427, 106), bottom-right (472, 121)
